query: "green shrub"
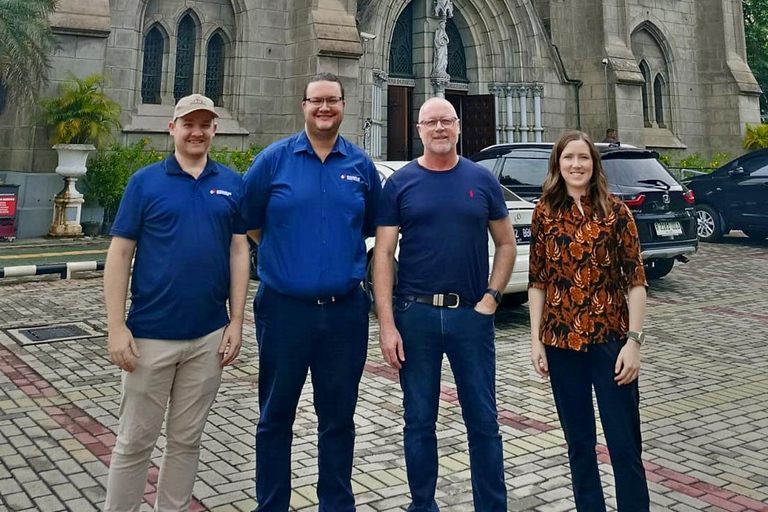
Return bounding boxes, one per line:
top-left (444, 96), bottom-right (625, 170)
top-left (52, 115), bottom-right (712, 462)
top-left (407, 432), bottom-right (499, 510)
top-left (677, 153), bottom-right (707, 169)
top-left (743, 123), bottom-right (768, 150)
top-left (83, 139), bottom-right (165, 221)
top-left (209, 143), bottom-right (263, 174)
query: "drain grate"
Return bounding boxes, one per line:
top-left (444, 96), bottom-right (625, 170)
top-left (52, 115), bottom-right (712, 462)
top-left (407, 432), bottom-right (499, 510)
top-left (4, 322), bottom-right (102, 346)
top-left (19, 325), bottom-right (90, 342)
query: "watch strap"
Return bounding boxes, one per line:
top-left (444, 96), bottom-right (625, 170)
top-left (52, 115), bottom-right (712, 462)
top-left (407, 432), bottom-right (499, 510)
top-left (486, 288), bottom-right (502, 305)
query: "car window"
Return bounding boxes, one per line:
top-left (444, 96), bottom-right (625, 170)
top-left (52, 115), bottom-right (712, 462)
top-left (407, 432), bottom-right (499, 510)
top-left (474, 157), bottom-right (497, 172)
top-left (500, 153), bottom-right (549, 187)
top-left (601, 155), bottom-right (679, 188)
top-left (752, 165), bottom-right (768, 177)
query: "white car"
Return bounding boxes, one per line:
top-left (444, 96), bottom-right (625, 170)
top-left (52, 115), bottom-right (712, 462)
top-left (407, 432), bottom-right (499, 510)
top-left (366, 161), bottom-right (535, 306)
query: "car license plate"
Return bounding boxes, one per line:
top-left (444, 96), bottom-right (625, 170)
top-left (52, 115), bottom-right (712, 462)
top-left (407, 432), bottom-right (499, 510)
top-left (655, 221), bottom-right (683, 237)
top-left (514, 225), bottom-right (532, 244)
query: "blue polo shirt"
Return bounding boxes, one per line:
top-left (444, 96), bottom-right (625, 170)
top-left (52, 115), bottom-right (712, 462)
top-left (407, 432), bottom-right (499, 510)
top-left (376, 157), bottom-right (508, 304)
top-left (111, 154), bottom-right (246, 340)
top-left (242, 131), bottom-right (381, 299)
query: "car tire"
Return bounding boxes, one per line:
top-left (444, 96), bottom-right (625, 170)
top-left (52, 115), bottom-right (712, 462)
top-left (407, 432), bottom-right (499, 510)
top-left (695, 205), bottom-right (723, 242)
top-left (644, 258), bottom-right (675, 280)
top-left (743, 229), bottom-right (768, 240)
top-left (501, 292), bottom-right (529, 307)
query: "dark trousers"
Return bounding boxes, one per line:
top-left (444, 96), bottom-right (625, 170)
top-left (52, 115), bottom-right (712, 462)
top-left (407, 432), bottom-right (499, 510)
top-left (546, 341), bottom-right (650, 512)
top-left (253, 285), bottom-right (369, 512)
top-left (395, 299), bottom-right (507, 512)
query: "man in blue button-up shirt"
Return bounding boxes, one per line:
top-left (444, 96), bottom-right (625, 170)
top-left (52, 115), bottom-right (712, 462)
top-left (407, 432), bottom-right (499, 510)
top-left (243, 73), bottom-right (381, 512)
top-left (103, 94), bottom-right (251, 511)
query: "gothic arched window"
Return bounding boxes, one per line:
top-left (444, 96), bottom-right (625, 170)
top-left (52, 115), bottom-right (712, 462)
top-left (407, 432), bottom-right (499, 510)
top-left (174, 14), bottom-right (196, 101)
top-left (389, 4), bottom-right (413, 78)
top-left (654, 74), bottom-right (665, 127)
top-left (205, 33), bottom-right (225, 106)
top-left (639, 60), bottom-right (651, 127)
top-left (446, 18), bottom-right (467, 82)
top-left (141, 27), bottom-right (164, 104)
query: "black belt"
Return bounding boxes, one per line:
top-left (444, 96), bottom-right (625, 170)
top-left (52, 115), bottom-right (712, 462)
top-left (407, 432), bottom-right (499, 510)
top-left (398, 293), bottom-right (468, 309)
top-left (315, 286), bottom-right (360, 305)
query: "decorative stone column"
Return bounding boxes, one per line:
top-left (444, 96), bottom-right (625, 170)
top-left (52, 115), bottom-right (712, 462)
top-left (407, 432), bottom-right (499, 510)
top-left (490, 85), bottom-right (503, 144)
top-left (504, 85), bottom-right (516, 143)
top-left (533, 85), bottom-right (544, 142)
top-left (518, 86), bottom-right (529, 143)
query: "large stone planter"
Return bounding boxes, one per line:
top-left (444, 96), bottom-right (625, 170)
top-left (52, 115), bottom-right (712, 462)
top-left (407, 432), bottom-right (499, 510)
top-left (49, 143), bottom-right (95, 237)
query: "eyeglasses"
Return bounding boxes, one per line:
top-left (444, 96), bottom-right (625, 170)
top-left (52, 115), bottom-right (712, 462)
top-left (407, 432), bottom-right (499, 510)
top-left (418, 117), bottom-right (459, 129)
top-left (304, 96), bottom-right (344, 107)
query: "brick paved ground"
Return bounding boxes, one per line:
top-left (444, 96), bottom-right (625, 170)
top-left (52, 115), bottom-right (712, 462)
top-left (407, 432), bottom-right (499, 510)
top-left (0, 237), bottom-right (767, 512)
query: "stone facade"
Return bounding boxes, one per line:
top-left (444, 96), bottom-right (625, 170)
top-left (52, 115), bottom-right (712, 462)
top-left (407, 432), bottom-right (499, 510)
top-left (0, 0), bottom-right (760, 173)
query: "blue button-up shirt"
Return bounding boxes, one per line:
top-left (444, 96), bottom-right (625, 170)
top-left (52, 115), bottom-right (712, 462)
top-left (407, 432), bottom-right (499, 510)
top-left (111, 154), bottom-right (246, 340)
top-left (242, 131), bottom-right (381, 299)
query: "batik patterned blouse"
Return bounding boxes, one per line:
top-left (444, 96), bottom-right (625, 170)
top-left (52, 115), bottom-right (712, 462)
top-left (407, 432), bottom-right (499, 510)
top-left (529, 195), bottom-right (647, 351)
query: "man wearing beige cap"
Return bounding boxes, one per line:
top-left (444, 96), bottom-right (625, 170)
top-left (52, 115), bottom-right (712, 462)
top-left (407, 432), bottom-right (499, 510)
top-left (103, 93), bottom-right (250, 511)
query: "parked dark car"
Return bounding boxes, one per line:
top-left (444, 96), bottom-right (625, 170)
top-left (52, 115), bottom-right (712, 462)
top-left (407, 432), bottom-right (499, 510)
top-left (470, 143), bottom-right (699, 279)
top-left (685, 148), bottom-right (768, 242)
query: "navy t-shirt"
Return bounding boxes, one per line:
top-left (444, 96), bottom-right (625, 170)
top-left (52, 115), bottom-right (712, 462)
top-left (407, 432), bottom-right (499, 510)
top-left (376, 157), bottom-right (508, 304)
top-left (242, 131), bottom-right (381, 299)
top-left (111, 154), bottom-right (246, 340)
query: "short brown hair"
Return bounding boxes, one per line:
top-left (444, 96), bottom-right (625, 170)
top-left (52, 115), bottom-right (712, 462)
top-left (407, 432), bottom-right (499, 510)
top-left (303, 73), bottom-right (345, 100)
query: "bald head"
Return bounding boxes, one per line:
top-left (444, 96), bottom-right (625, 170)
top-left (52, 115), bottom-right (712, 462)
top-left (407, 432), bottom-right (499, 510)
top-left (418, 97), bottom-right (457, 122)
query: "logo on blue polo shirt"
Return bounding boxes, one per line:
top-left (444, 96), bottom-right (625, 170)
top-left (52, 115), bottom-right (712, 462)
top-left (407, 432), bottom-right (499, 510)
top-left (210, 189), bottom-right (232, 196)
top-left (340, 174), bottom-right (362, 183)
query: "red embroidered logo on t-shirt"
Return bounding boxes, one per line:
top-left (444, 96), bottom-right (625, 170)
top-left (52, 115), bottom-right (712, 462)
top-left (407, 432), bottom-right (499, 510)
top-left (469, 189), bottom-right (474, 198)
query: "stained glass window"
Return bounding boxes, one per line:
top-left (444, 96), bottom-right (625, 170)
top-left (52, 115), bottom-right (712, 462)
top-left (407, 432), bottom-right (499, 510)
top-left (389, 4), bottom-right (413, 78)
top-left (174, 14), bottom-right (196, 102)
top-left (141, 27), bottom-right (163, 104)
top-left (205, 34), bottom-right (225, 106)
top-left (0, 80), bottom-right (7, 115)
top-left (639, 61), bottom-right (650, 126)
top-left (447, 18), bottom-right (467, 82)
top-left (654, 75), bottom-right (665, 127)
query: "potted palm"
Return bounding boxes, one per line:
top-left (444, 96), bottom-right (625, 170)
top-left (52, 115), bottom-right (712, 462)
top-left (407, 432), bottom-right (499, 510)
top-left (37, 74), bottom-right (122, 236)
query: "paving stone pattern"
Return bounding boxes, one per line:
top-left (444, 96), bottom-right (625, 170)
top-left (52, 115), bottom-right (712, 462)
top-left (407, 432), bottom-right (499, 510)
top-left (0, 238), bottom-right (767, 511)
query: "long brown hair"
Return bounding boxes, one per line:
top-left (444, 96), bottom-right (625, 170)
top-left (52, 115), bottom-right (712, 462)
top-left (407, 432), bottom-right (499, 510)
top-left (540, 131), bottom-right (612, 218)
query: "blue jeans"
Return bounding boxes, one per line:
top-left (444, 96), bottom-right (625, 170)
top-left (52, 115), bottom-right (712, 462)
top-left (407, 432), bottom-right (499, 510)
top-left (546, 341), bottom-right (650, 512)
top-left (394, 298), bottom-right (506, 512)
top-left (253, 285), bottom-right (370, 512)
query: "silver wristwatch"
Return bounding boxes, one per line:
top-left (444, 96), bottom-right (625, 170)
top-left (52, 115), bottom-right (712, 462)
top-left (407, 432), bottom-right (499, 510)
top-left (627, 331), bottom-right (645, 346)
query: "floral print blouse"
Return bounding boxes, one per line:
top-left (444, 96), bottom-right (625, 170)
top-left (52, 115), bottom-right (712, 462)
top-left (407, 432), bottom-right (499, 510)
top-left (529, 195), bottom-right (647, 351)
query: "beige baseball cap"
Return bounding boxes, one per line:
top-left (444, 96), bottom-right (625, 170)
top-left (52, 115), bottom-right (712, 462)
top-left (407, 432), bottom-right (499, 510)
top-left (173, 94), bottom-right (219, 120)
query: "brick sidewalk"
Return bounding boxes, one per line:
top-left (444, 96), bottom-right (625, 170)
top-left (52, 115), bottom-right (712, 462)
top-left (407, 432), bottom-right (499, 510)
top-left (1, 238), bottom-right (767, 511)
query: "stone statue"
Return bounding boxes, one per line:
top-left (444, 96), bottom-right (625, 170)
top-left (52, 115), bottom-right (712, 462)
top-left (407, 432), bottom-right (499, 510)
top-left (434, 0), bottom-right (454, 18)
top-left (432, 20), bottom-right (450, 78)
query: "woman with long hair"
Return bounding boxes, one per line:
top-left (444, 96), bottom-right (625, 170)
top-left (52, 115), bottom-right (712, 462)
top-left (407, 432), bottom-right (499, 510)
top-left (528, 131), bottom-right (650, 511)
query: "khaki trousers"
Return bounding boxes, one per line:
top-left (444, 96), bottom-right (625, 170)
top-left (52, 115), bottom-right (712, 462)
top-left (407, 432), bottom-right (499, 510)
top-left (104, 327), bottom-right (225, 512)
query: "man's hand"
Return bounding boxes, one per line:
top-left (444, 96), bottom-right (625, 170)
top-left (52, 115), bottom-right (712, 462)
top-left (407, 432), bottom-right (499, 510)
top-left (108, 325), bottom-right (140, 372)
top-left (380, 325), bottom-right (405, 370)
top-left (614, 341), bottom-right (641, 385)
top-left (474, 293), bottom-right (498, 316)
top-left (219, 319), bottom-right (243, 366)
top-left (531, 338), bottom-right (549, 379)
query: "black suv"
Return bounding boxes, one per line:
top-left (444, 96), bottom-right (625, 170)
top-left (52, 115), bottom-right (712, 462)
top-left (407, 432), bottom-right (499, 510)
top-left (685, 148), bottom-right (768, 242)
top-left (471, 143), bottom-right (698, 279)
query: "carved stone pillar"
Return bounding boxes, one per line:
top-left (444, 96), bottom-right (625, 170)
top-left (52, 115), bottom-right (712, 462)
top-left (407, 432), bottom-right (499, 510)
top-left (533, 85), bottom-right (544, 142)
top-left (504, 85), bottom-right (516, 143)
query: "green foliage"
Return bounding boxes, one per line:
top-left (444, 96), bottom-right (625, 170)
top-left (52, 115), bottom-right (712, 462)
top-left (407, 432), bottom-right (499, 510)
top-left (743, 0), bottom-right (768, 114)
top-left (709, 152), bottom-right (730, 168)
top-left (37, 74), bottom-right (122, 146)
top-left (743, 123), bottom-right (768, 149)
top-left (208, 144), bottom-right (263, 174)
top-left (0, 0), bottom-right (57, 106)
top-left (657, 153), bottom-right (672, 166)
top-left (677, 153), bottom-right (707, 170)
top-left (83, 139), bottom-right (165, 221)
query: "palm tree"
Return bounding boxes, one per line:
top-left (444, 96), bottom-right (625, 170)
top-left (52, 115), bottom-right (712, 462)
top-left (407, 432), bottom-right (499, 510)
top-left (0, 0), bottom-right (58, 107)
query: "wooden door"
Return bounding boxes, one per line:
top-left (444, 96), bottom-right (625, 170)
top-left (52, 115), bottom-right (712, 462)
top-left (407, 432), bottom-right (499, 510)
top-left (387, 86), bottom-right (413, 161)
top-left (460, 94), bottom-right (496, 157)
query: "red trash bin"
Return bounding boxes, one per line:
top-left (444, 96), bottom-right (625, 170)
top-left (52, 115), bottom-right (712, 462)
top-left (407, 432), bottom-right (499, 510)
top-left (0, 184), bottom-right (20, 241)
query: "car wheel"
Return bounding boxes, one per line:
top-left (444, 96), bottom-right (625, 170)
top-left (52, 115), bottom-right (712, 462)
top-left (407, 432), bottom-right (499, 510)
top-left (742, 229), bottom-right (768, 240)
top-left (695, 205), bottom-right (722, 242)
top-left (501, 292), bottom-right (529, 307)
top-left (644, 258), bottom-right (674, 280)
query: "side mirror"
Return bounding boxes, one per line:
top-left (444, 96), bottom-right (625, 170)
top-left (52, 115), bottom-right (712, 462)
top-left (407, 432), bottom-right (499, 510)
top-left (728, 167), bottom-right (745, 177)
